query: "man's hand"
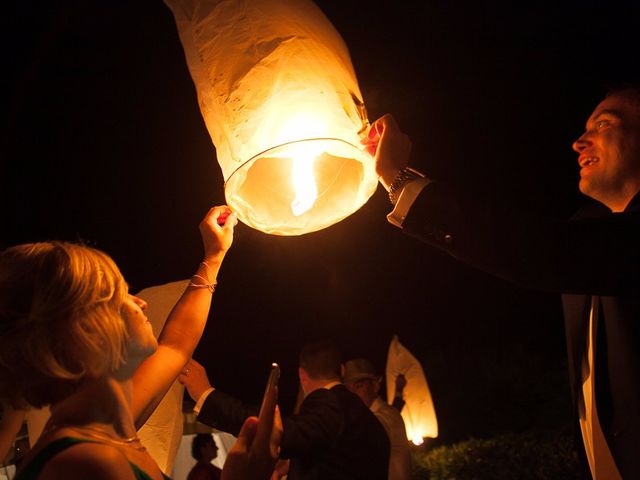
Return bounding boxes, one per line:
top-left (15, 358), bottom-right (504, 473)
top-left (362, 114), bottom-right (412, 191)
top-left (221, 381), bottom-right (283, 480)
top-left (178, 358), bottom-right (212, 402)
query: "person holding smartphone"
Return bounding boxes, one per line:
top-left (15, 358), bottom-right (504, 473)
top-left (180, 341), bottom-right (390, 480)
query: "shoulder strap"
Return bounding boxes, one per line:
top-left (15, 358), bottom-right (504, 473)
top-left (128, 462), bottom-right (155, 480)
top-left (16, 437), bottom-right (88, 480)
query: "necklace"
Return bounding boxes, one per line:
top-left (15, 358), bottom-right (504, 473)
top-left (42, 423), bottom-right (147, 452)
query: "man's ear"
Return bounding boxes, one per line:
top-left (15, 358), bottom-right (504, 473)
top-left (340, 364), bottom-right (345, 380)
top-left (373, 379), bottom-right (381, 394)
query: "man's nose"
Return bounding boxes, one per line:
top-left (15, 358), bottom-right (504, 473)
top-left (572, 132), bottom-right (591, 153)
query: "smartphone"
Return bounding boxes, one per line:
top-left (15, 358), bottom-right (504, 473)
top-left (259, 362), bottom-right (280, 417)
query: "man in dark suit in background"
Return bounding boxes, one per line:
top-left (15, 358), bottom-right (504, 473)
top-left (366, 86), bottom-right (640, 479)
top-left (180, 341), bottom-right (390, 480)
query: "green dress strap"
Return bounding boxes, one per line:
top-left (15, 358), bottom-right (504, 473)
top-left (15, 437), bottom-right (168, 480)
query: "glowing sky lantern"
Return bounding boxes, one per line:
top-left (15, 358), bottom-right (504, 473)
top-left (386, 335), bottom-right (439, 445)
top-left (165, 0), bottom-right (378, 235)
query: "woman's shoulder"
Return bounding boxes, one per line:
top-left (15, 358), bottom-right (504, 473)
top-left (19, 437), bottom-right (138, 480)
top-left (46, 440), bottom-right (138, 478)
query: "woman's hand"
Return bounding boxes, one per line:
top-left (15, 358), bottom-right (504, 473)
top-left (199, 206), bottom-right (238, 261)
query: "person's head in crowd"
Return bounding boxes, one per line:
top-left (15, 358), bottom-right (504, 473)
top-left (0, 241), bottom-right (152, 409)
top-left (191, 433), bottom-right (219, 463)
top-left (298, 339), bottom-right (342, 394)
top-left (573, 84), bottom-right (640, 212)
top-left (342, 358), bottom-right (382, 408)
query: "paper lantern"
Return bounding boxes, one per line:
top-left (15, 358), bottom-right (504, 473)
top-left (165, 0), bottom-right (378, 235)
top-left (386, 335), bottom-right (438, 444)
top-left (136, 280), bottom-right (191, 475)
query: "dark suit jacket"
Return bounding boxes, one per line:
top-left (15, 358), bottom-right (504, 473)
top-left (198, 384), bottom-right (390, 480)
top-left (401, 182), bottom-right (640, 478)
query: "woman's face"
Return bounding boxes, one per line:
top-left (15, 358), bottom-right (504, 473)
top-left (120, 294), bottom-right (157, 360)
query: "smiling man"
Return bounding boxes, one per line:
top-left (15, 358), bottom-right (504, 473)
top-left (574, 92), bottom-right (640, 212)
top-left (368, 86), bottom-right (640, 479)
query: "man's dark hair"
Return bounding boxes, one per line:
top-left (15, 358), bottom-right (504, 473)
top-left (191, 433), bottom-right (216, 461)
top-left (299, 339), bottom-right (342, 380)
top-left (606, 83), bottom-right (640, 108)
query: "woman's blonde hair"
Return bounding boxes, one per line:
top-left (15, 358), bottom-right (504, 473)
top-left (0, 242), bottom-right (129, 408)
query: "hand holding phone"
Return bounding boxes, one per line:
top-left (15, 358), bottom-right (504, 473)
top-left (259, 363), bottom-right (280, 418)
top-left (221, 362), bottom-right (282, 480)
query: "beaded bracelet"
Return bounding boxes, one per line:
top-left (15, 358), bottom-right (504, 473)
top-left (188, 261), bottom-right (218, 293)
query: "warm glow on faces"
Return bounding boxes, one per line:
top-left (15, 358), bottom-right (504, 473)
top-left (573, 94), bottom-right (640, 211)
top-left (121, 294), bottom-right (157, 360)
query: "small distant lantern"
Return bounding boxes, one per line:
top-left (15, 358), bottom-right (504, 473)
top-left (386, 335), bottom-right (439, 444)
top-left (165, 0), bottom-right (378, 235)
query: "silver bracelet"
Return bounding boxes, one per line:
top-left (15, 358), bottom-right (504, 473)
top-left (188, 261), bottom-right (217, 293)
top-left (388, 167), bottom-right (424, 205)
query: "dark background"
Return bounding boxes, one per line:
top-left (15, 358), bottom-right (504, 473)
top-left (4, 0), bottom-right (639, 445)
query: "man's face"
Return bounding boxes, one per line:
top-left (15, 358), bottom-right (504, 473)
top-left (202, 440), bottom-right (218, 461)
top-left (345, 378), bottom-right (379, 407)
top-left (573, 93), bottom-right (640, 211)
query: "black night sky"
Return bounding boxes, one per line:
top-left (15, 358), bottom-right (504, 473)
top-left (4, 0), bottom-right (640, 445)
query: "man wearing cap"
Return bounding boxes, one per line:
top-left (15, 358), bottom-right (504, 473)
top-left (343, 359), bottom-right (412, 480)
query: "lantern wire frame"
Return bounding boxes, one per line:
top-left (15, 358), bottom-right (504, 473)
top-left (224, 137), bottom-right (378, 236)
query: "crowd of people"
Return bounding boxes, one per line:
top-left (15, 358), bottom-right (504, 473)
top-left (2, 85), bottom-right (640, 479)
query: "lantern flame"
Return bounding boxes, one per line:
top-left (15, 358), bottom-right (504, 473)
top-left (411, 435), bottom-right (424, 446)
top-left (291, 152), bottom-right (318, 216)
top-left (278, 113), bottom-right (325, 217)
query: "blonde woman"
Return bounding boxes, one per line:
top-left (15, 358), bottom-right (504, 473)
top-left (0, 206), bottom-right (281, 480)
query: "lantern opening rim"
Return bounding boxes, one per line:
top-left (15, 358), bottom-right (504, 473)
top-left (223, 137), bottom-right (366, 188)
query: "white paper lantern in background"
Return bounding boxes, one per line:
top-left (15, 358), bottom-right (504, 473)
top-left (165, 0), bottom-right (378, 235)
top-left (386, 335), bottom-right (439, 445)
